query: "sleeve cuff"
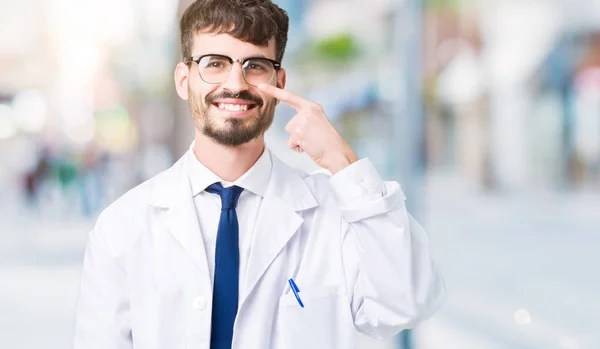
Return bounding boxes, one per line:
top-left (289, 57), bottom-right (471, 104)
top-left (329, 158), bottom-right (387, 207)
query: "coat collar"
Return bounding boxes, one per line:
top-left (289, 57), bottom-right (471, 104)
top-left (148, 147), bottom-right (318, 212)
top-left (148, 147), bottom-right (319, 302)
top-left (239, 150), bottom-right (318, 305)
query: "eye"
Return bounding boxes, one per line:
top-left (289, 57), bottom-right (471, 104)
top-left (248, 63), bottom-right (266, 71)
top-left (207, 62), bottom-right (225, 68)
top-left (201, 56), bottom-right (230, 70)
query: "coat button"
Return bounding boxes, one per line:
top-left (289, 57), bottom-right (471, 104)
top-left (193, 296), bottom-right (207, 310)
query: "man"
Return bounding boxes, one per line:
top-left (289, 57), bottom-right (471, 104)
top-left (72, 1), bottom-right (445, 348)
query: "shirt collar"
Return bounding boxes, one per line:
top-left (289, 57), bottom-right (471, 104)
top-left (187, 141), bottom-right (272, 198)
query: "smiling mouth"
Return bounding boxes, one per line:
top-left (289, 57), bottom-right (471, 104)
top-left (213, 103), bottom-right (258, 112)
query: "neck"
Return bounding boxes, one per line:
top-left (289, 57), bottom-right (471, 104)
top-left (193, 131), bottom-right (265, 182)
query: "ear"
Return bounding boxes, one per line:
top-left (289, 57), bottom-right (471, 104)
top-left (276, 68), bottom-right (287, 90)
top-left (174, 62), bottom-right (190, 100)
top-left (274, 68), bottom-right (287, 106)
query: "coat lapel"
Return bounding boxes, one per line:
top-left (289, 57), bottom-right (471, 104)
top-left (148, 154), bottom-right (211, 286)
top-left (240, 152), bottom-right (318, 305)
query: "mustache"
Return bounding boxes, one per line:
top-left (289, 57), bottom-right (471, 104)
top-left (205, 90), bottom-right (263, 107)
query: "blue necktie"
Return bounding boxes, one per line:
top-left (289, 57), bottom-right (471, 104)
top-left (205, 183), bottom-right (244, 349)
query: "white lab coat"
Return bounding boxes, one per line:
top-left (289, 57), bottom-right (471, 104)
top-left (73, 149), bottom-right (445, 349)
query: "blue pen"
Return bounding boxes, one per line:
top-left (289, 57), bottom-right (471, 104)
top-left (288, 278), bottom-right (304, 308)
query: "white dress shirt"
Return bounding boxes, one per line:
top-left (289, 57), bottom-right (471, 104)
top-left (187, 146), bottom-right (272, 299)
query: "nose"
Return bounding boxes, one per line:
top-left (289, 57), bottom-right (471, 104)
top-left (221, 62), bottom-right (249, 95)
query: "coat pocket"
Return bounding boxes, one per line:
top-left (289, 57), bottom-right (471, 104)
top-left (275, 291), bottom-right (354, 349)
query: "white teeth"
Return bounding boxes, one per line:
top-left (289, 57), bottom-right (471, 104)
top-left (217, 103), bottom-right (249, 111)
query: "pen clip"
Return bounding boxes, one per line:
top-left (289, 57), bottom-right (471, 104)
top-left (288, 278), bottom-right (304, 308)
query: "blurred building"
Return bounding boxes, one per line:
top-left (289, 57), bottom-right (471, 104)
top-left (423, 0), bottom-right (600, 192)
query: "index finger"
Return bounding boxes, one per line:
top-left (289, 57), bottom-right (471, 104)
top-left (258, 84), bottom-right (307, 110)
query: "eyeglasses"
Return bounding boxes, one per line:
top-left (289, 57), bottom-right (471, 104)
top-left (184, 54), bottom-right (281, 87)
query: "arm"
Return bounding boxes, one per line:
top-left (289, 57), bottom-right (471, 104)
top-left (257, 84), bottom-right (444, 336)
top-left (330, 159), bottom-right (445, 339)
top-left (73, 212), bottom-right (132, 349)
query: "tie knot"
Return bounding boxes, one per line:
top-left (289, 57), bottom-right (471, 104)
top-left (205, 183), bottom-right (244, 209)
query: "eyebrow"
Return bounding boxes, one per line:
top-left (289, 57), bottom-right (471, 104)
top-left (247, 54), bottom-right (268, 59)
top-left (201, 53), bottom-right (272, 60)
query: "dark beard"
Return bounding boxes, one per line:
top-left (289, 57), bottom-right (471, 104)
top-left (189, 89), bottom-right (276, 147)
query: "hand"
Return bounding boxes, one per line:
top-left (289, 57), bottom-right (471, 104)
top-left (259, 83), bottom-right (358, 174)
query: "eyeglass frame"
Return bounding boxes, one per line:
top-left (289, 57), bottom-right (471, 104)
top-left (183, 54), bottom-right (282, 86)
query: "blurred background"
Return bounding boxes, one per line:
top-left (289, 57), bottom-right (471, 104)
top-left (1, 0), bottom-right (599, 348)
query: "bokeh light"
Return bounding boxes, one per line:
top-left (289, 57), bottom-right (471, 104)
top-left (514, 309), bottom-right (532, 325)
top-left (0, 104), bottom-right (17, 140)
top-left (11, 90), bottom-right (48, 133)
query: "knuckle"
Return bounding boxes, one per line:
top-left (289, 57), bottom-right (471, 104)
top-left (285, 118), bottom-right (297, 132)
top-left (309, 103), bottom-right (323, 113)
top-left (300, 111), bottom-right (313, 122)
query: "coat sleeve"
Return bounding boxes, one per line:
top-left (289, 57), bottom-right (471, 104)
top-left (72, 210), bottom-right (132, 349)
top-left (329, 158), bottom-right (445, 339)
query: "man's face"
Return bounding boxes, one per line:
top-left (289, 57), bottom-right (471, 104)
top-left (179, 33), bottom-right (285, 147)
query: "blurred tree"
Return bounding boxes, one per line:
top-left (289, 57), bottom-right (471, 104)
top-left (313, 33), bottom-right (361, 61)
top-left (424, 0), bottom-right (461, 10)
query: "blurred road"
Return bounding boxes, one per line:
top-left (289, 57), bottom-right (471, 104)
top-left (417, 174), bottom-right (600, 349)
top-left (1, 173), bottom-right (599, 349)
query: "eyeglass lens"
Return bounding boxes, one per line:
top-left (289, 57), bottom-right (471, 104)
top-left (197, 55), bottom-right (276, 86)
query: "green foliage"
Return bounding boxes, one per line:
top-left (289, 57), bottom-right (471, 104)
top-left (313, 33), bottom-right (361, 62)
top-left (424, 0), bottom-right (461, 10)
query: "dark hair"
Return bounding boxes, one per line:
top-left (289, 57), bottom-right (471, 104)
top-left (180, 0), bottom-right (289, 62)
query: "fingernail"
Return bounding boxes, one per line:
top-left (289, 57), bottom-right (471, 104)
top-left (258, 83), bottom-right (267, 90)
